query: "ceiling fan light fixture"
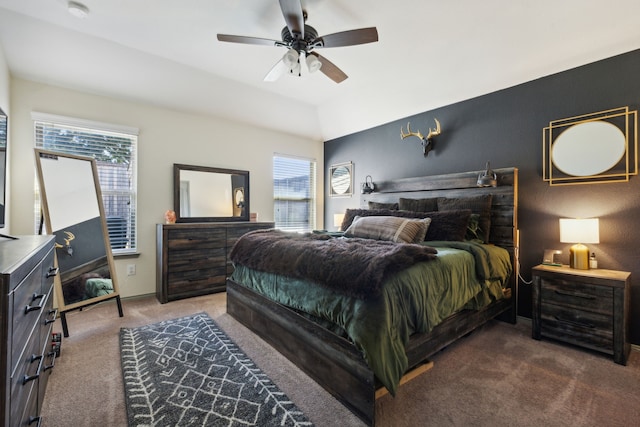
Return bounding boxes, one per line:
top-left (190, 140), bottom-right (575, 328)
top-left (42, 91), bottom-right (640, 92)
top-left (68, 1), bottom-right (90, 19)
top-left (282, 49), bottom-right (299, 68)
top-left (306, 54), bottom-right (322, 73)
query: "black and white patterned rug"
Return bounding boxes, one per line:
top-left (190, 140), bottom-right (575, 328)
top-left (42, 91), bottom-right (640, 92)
top-left (120, 312), bottom-right (313, 426)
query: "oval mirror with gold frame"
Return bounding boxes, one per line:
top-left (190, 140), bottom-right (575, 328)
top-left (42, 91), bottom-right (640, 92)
top-left (543, 107), bottom-right (638, 185)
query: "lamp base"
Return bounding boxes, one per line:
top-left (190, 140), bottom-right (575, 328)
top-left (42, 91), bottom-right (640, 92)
top-left (569, 243), bottom-right (590, 269)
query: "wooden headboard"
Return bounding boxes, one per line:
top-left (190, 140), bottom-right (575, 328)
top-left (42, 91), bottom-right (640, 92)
top-left (361, 167), bottom-right (519, 310)
top-left (360, 167), bottom-right (518, 248)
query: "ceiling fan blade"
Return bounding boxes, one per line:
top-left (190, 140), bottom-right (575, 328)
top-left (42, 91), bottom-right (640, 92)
top-left (217, 34), bottom-right (282, 47)
top-left (264, 58), bottom-right (287, 82)
top-left (279, 0), bottom-right (304, 39)
top-left (313, 27), bottom-right (379, 48)
top-left (310, 52), bottom-right (348, 83)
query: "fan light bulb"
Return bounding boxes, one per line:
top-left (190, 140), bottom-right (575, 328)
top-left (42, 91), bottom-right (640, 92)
top-left (306, 55), bottom-right (322, 73)
top-left (282, 49), bottom-right (299, 67)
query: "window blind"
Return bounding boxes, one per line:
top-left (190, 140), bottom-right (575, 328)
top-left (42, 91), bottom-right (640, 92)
top-left (33, 115), bottom-right (138, 254)
top-left (273, 155), bottom-right (316, 232)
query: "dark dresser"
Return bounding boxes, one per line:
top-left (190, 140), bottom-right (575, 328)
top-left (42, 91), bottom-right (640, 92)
top-left (532, 264), bottom-right (630, 365)
top-left (156, 222), bottom-right (274, 303)
top-left (1, 235), bottom-right (58, 426)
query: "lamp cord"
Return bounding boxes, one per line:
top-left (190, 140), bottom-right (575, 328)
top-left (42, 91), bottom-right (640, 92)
top-left (515, 246), bottom-right (533, 285)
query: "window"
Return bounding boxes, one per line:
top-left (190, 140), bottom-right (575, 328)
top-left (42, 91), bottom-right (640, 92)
top-left (273, 154), bottom-right (316, 232)
top-left (33, 113), bottom-right (138, 254)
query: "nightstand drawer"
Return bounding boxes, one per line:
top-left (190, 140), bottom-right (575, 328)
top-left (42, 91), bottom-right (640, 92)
top-left (540, 304), bottom-right (613, 354)
top-left (540, 279), bottom-right (612, 314)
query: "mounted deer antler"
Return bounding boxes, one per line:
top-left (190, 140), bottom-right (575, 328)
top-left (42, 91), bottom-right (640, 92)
top-left (55, 231), bottom-right (75, 257)
top-left (400, 118), bottom-right (441, 157)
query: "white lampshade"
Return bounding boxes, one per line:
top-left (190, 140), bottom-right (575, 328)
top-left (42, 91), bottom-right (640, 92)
top-left (559, 218), bottom-right (599, 269)
top-left (333, 213), bottom-right (345, 230)
top-left (282, 49), bottom-right (299, 67)
top-left (559, 218), bottom-right (600, 243)
top-left (306, 54), bottom-right (322, 73)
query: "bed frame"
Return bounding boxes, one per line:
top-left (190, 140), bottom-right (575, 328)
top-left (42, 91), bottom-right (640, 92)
top-left (226, 167), bottom-right (518, 426)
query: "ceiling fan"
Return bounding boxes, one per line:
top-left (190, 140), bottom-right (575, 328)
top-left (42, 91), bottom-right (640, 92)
top-left (217, 0), bottom-right (379, 83)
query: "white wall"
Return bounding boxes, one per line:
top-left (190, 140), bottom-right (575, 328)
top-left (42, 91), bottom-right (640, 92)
top-left (9, 78), bottom-right (324, 298)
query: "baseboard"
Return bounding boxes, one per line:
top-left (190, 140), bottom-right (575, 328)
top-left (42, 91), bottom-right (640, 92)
top-left (517, 315), bottom-right (532, 325)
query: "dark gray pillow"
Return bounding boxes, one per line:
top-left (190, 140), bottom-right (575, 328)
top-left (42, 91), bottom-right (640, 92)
top-left (398, 197), bottom-right (438, 213)
top-left (368, 201), bottom-right (399, 210)
top-left (423, 209), bottom-right (472, 242)
top-left (437, 194), bottom-right (492, 243)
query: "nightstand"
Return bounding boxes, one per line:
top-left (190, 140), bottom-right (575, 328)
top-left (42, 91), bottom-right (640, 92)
top-left (532, 264), bottom-right (630, 365)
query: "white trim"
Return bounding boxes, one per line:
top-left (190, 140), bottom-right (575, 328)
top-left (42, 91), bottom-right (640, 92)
top-left (273, 152), bottom-right (316, 162)
top-left (632, 344), bottom-right (640, 353)
top-left (31, 112), bottom-right (139, 136)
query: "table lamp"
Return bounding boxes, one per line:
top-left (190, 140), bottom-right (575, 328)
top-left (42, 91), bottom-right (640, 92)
top-left (559, 218), bottom-right (599, 269)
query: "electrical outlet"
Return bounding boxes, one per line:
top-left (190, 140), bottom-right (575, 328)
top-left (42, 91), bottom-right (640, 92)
top-left (127, 264), bottom-right (136, 276)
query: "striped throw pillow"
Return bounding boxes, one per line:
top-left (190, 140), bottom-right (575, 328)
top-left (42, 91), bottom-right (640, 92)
top-left (344, 216), bottom-right (431, 244)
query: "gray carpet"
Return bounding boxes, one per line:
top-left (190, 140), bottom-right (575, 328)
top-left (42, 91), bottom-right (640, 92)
top-left (40, 293), bottom-right (640, 426)
top-left (120, 312), bottom-right (313, 426)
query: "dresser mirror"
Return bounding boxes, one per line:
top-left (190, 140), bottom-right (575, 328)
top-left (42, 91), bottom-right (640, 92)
top-left (35, 149), bottom-right (123, 336)
top-left (174, 163), bottom-right (250, 222)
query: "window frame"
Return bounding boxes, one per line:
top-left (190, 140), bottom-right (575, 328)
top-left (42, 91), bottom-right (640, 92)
top-left (273, 154), bottom-right (317, 232)
top-left (32, 112), bottom-right (139, 255)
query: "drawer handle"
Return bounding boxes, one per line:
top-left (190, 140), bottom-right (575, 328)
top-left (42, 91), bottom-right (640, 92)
top-left (28, 416), bottom-right (42, 426)
top-left (554, 289), bottom-right (596, 300)
top-left (554, 315), bottom-right (595, 329)
top-left (46, 266), bottom-right (59, 278)
top-left (23, 353), bottom-right (44, 384)
top-left (44, 350), bottom-right (57, 372)
top-left (45, 308), bottom-right (58, 325)
top-left (25, 293), bottom-right (46, 314)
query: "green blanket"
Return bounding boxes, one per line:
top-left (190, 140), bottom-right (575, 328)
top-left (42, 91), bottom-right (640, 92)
top-left (230, 241), bottom-right (512, 395)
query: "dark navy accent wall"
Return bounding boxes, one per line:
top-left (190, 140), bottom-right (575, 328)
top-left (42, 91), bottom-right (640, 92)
top-left (324, 48), bottom-right (640, 344)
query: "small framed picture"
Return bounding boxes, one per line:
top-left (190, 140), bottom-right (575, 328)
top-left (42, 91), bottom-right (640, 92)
top-left (329, 162), bottom-right (353, 197)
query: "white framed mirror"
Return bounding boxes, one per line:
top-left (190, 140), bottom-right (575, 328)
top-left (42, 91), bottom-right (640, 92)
top-left (329, 161), bottom-right (353, 197)
top-left (35, 149), bottom-right (123, 336)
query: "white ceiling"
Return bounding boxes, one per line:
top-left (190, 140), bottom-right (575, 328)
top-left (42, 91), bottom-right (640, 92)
top-left (1, 0), bottom-right (639, 141)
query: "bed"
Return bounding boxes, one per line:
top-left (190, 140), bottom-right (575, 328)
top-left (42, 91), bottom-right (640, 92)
top-left (226, 167), bottom-right (518, 426)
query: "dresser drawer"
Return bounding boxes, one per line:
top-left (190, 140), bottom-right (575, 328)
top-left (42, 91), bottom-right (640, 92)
top-left (17, 383), bottom-right (39, 427)
top-left (10, 327), bottom-right (43, 423)
top-left (167, 229), bottom-right (226, 250)
top-left (167, 247), bottom-right (226, 272)
top-left (540, 278), bottom-right (612, 314)
top-left (167, 265), bottom-right (227, 292)
top-left (38, 333), bottom-right (57, 415)
top-left (11, 253), bottom-right (50, 373)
